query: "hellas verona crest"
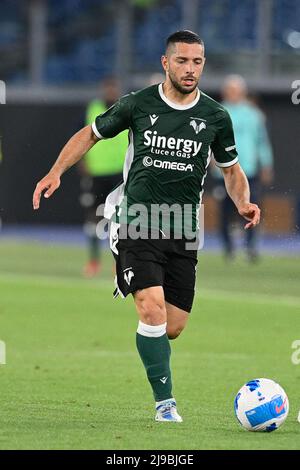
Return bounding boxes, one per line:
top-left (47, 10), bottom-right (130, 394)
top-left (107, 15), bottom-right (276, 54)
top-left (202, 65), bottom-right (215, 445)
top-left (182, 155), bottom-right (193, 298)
top-left (190, 118), bottom-right (206, 134)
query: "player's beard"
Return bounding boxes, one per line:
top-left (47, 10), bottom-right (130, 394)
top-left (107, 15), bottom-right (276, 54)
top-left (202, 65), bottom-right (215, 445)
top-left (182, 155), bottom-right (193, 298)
top-left (168, 70), bottom-right (199, 95)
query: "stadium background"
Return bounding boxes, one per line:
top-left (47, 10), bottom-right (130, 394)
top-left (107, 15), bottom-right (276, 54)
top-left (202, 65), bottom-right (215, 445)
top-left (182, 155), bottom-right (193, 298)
top-left (0, 0), bottom-right (300, 450)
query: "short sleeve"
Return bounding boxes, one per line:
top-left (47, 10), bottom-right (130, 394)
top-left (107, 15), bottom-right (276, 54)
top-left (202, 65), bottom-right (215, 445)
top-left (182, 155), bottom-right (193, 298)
top-left (211, 110), bottom-right (239, 168)
top-left (92, 93), bottom-right (134, 139)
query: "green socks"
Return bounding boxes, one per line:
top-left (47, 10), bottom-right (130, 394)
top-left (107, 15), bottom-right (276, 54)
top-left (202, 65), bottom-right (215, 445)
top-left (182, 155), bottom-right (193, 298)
top-left (136, 321), bottom-right (173, 401)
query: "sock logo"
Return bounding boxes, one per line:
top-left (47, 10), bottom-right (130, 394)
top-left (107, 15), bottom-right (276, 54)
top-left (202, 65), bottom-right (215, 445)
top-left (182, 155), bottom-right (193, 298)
top-left (124, 267), bottom-right (134, 286)
top-left (160, 377), bottom-right (168, 384)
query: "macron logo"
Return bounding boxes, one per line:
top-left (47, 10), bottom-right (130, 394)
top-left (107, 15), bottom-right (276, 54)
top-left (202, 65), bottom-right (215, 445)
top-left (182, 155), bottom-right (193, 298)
top-left (150, 114), bottom-right (159, 126)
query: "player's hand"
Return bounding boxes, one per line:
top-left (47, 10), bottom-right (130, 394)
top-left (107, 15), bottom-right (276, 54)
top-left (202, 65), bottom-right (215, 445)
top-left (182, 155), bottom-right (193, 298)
top-left (238, 203), bottom-right (261, 230)
top-left (33, 171), bottom-right (61, 210)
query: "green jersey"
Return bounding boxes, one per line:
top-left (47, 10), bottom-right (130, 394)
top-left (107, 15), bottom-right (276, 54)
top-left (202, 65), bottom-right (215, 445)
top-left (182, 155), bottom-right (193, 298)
top-left (92, 84), bottom-right (238, 234)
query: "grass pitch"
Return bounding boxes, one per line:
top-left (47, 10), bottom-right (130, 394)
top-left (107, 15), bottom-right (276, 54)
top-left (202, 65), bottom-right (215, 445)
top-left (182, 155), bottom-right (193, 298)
top-left (0, 240), bottom-right (300, 449)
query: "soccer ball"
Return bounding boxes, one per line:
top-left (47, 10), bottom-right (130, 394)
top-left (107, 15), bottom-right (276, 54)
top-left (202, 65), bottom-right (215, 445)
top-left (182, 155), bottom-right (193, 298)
top-left (234, 378), bottom-right (289, 432)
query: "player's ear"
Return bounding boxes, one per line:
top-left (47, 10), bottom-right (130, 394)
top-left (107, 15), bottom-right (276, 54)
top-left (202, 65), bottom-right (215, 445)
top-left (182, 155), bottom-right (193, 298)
top-left (161, 55), bottom-right (168, 72)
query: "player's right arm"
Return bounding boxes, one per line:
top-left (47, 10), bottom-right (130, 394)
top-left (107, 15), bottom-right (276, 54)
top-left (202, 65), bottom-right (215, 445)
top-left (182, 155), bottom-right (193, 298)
top-left (33, 125), bottom-right (99, 210)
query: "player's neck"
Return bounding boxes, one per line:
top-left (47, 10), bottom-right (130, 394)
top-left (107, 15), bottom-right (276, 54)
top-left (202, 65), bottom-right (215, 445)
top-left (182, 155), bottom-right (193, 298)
top-left (162, 81), bottom-right (199, 106)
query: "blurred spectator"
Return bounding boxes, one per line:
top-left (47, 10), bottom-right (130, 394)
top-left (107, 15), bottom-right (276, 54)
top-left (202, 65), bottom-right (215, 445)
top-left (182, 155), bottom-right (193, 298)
top-left (79, 78), bottom-right (128, 277)
top-left (0, 133), bottom-right (3, 231)
top-left (212, 74), bottom-right (274, 262)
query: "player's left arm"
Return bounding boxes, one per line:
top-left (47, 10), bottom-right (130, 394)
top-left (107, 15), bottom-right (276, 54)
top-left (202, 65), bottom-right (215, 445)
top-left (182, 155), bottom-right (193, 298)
top-left (222, 162), bottom-right (261, 230)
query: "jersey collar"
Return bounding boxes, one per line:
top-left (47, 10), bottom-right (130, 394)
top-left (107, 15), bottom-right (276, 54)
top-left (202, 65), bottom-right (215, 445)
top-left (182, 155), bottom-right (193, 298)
top-left (158, 83), bottom-right (200, 110)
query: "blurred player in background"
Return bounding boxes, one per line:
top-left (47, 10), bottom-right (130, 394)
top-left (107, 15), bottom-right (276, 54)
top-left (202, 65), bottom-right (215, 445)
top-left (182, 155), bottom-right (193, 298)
top-left (0, 133), bottom-right (3, 231)
top-left (212, 75), bottom-right (274, 262)
top-left (80, 78), bottom-right (128, 277)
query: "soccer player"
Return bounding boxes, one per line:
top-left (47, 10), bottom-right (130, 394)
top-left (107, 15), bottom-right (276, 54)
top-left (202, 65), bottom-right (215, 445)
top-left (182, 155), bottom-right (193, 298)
top-left (33, 31), bottom-right (260, 423)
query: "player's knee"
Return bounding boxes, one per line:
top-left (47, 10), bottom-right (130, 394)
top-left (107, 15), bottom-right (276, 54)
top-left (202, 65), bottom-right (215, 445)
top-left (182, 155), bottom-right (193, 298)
top-left (136, 292), bottom-right (166, 325)
top-left (167, 325), bottom-right (184, 340)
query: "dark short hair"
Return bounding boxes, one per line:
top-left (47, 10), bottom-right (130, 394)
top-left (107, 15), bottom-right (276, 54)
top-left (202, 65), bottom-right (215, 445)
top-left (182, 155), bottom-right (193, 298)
top-left (166, 30), bottom-right (204, 51)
